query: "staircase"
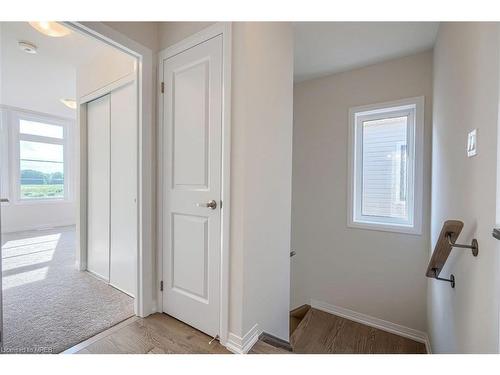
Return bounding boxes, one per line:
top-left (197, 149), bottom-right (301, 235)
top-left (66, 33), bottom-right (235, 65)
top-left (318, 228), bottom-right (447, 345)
top-left (250, 304), bottom-right (310, 353)
top-left (288, 305), bottom-right (427, 354)
top-left (254, 303), bottom-right (426, 354)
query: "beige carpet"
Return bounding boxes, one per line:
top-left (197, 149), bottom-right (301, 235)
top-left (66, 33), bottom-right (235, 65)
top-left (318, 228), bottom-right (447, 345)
top-left (1, 226), bottom-right (134, 353)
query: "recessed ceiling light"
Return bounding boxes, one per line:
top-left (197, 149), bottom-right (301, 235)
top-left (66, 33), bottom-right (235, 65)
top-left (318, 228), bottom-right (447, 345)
top-left (60, 99), bottom-right (77, 110)
top-left (29, 22), bottom-right (71, 37)
top-left (18, 41), bottom-right (38, 54)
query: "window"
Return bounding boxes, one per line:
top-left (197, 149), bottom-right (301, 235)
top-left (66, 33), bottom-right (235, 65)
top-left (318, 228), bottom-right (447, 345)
top-left (0, 109), bottom-right (9, 202)
top-left (348, 97), bottom-right (423, 234)
top-left (13, 113), bottom-right (70, 202)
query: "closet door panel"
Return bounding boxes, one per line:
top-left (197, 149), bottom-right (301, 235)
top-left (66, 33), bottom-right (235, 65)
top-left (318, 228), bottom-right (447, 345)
top-left (87, 94), bottom-right (111, 280)
top-left (109, 81), bottom-right (137, 296)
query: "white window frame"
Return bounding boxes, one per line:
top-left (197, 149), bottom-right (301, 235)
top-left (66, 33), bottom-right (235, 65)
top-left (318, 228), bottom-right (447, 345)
top-left (9, 109), bottom-right (73, 205)
top-left (0, 109), bottom-right (10, 204)
top-left (347, 96), bottom-right (424, 235)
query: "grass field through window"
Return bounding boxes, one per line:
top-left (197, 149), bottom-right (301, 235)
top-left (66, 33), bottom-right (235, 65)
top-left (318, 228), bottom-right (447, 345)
top-left (21, 184), bottom-right (64, 199)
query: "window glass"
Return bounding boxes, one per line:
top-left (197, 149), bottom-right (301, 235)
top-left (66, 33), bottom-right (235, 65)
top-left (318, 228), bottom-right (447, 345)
top-left (20, 119), bottom-right (63, 139)
top-left (19, 138), bottom-right (64, 200)
top-left (361, 116), bottom-right (408, 220)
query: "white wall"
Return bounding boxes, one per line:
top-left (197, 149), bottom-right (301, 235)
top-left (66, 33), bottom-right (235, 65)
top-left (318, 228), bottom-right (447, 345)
top-left (292, 51), bottom-right (433, 332)
top-left (158, 22), bottom-right (294, 342)
top-left (0, 25), bottom-right (77, 233)
top-left (0, 23), bottom-right (138, 234)
top-left (103, 22), bottom-right (159, 52)
top-left (159, 22), bottom-right (214, 50)
top-left (232, 22), bottom-right (294, 340)
top-left (77, 47), bottom-right (136, 98)
top-left (0, 31), bottom-right (76, 119)
top-left (428, 22), bottom-right (500, 353)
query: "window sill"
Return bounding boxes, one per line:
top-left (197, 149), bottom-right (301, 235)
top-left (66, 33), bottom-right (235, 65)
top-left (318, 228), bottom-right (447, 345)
top-left (347, 219), bottom-right (422, 235)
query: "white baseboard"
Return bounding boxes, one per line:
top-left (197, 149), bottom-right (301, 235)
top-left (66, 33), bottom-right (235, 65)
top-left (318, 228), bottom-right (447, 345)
top-left (225, 324), bottom-right (260, 354)
top-left (310, 299), bottom-right (431, 354)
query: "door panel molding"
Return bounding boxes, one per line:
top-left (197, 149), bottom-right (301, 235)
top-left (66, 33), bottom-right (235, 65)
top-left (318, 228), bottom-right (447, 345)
top-left (170, 212), bottom-right (209, 301)
top-left (158, 22), bottom-right (231, 345)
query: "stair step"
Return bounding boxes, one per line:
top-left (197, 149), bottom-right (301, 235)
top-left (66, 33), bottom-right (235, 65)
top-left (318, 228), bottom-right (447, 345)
top-left (290, 306), bottom-right (313, 348)
top-left (259, 332), bottom-right (293, 352)
top-left (251, 340), bottom-right (292, 354)
top-left (290, 304), bottom-right (311, 336)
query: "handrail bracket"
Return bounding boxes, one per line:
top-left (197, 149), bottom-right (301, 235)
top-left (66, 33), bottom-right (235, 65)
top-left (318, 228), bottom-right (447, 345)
top-left (432, 268), bottom-right (455, 288)
top-left (426, 220), bottom-right (478, 289)
top-left (446, 233), bottom-right (479, 257)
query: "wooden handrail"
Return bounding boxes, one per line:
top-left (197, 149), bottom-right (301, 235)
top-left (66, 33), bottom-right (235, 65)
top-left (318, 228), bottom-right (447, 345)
top-left (426, 220), bottom-right (479, 288)
top-left (426, 220), bottom-right (463, 278)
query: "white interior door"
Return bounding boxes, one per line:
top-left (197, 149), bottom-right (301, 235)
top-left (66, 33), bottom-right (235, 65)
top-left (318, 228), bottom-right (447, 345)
top-left (109, 81), bottom-right (137, 296)
top-left (162, 35), bottom-right (223, 337)
top-left (87, 94), bottom-right (111, 281)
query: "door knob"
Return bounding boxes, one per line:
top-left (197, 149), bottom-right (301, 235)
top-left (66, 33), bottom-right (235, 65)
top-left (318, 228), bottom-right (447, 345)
top-left (197, 200), bottom-right (217, 210)
top-left (0, 198), bottom-right (9, 203)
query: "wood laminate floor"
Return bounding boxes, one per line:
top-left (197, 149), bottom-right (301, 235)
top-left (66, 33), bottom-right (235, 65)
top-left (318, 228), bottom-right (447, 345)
top-left (291, 308), bottom-right (426, 354)
top-left (66, 313), bottom-right (231, 354)
top-left (65, 309), bottom-right (426, 354)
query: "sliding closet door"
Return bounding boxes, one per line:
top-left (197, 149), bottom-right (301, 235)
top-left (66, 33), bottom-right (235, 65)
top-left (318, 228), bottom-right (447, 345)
top-left (87, 94), bottom-right (111, 281)
top-left (109, 81), bottom-right (137, 296)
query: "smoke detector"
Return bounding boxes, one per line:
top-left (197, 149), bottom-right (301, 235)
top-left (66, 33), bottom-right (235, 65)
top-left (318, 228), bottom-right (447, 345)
top-left (18, 41), bottom-right (37, 54)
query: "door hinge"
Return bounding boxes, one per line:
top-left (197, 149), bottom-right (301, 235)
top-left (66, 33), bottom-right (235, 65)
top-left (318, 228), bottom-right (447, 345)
top-left (161, 82), bottom-right (164, 94)
top-left (160, 280), bottom-right (164, 291)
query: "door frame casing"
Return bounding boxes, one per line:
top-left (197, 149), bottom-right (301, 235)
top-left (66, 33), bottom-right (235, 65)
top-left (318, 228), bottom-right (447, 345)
top-left (67, 22), bottom-right (155, 317)
top-left (157, 22), bottom-right (232, 345)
